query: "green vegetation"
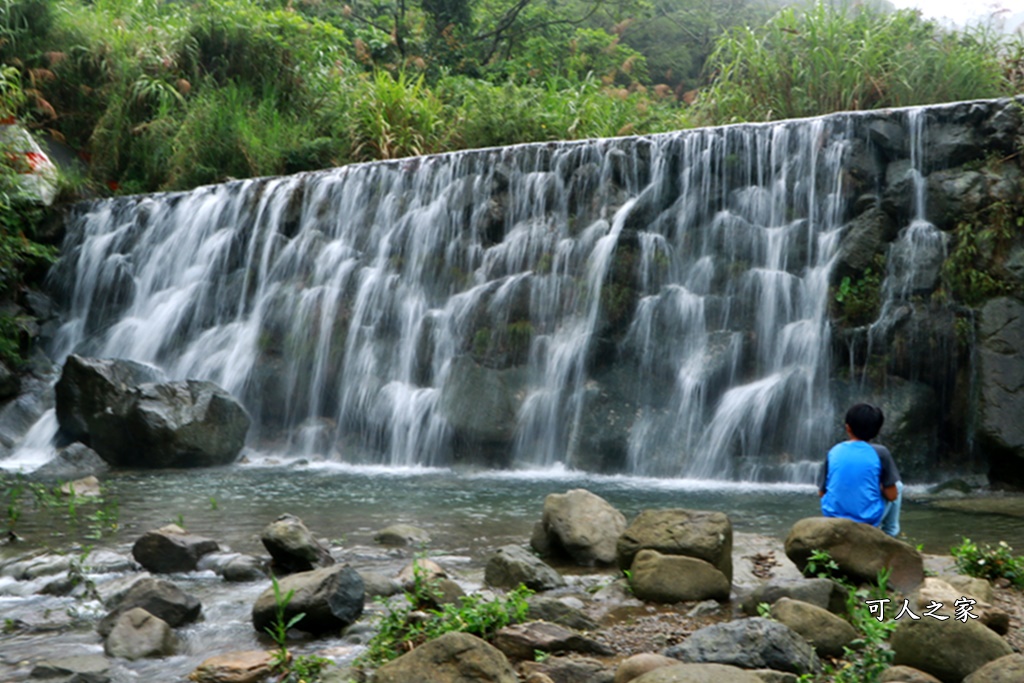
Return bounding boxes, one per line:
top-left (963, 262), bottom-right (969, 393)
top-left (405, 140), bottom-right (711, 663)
top-left (832, 259), bottom-right (884, 327)
top-left (950, 537), bottom-right (1024, 587)
top-left (1, 473), bottom-right (119, 541)
top-left (264, 576), bottom-right (333, 683)
top-left (359, 558), bottom-right (532, 667)
top-left (942, 199), bottom-right (1023, 306)
top-left (800, 548), bottom-right (896, 683)
top-left (695, 3), bottom-right (1012, 124)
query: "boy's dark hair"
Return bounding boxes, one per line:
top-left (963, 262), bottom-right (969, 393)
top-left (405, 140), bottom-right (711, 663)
top-left (845, 403), bottom-right (884, 441)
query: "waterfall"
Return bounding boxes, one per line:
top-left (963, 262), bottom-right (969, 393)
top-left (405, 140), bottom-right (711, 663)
top-left (42, 115), bottom-right (862, 480)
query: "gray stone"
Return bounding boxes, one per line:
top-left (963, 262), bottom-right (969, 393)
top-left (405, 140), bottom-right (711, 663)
top-left (359, 570), bottom-right (403, 598)
top-left (484, 544), bottom-right (565, 591)
top-left (526, 596), bottom-right (599, 631)
top-left (0, 359), bottom-right (20, 400)
top-left (785, 517), bottom-right (924, 592)
top-left (260, 513), bottom-right (334, 575)
top-left (31, 442), bottom-right (109, 481)
top-left (196, 552), bottom-right (266, 582)
top-left (891, 616), bottom-right (1013, 683)
top-left (533, 489), bottom-right (627, 566)
top-left (912, 577), bottom-right (1010, 635)
top-left (977, 297), bottom-right (1024, 488)
top-left (769, 597), bottom-right (858, 658)
top-left (632, 663), bottom-right (765, 683)
top-left (615, 654), bottom-right (680, 683)
top-left (98, 576), bottom-right (201, 637)
top-left (188, 650), bottom-right (275, 683)
top-left (740, 577), bottom-right (849, 616)
top-left (439, 356), bottom-right (525, 462)
top-left (372, 631), bottom-right (518, 683)
top-left (492, 621), bottom-right (615, 660)
top-left (834, 207), bottom-right (896, 282)
top-left (131, 524), bottom-right (220, 573)
top-left (629, 550), bottom-right (730, 603)
top-left (29, 654), bottom-right (110, 683)
top-left (374, 524), bottom-right (432, 548)
top-left (617, 508), bottom-right (733, 582)
top-left (964, 654), bottom-right (1024, 683)
top-left (104, 607), bottom-right (178, 660)
top-left (251, 564), bottom-right (364, 635)
top-left (664, 617), bottom-right (821, 675)
top-left (520, 655), bottom-right (614, 683)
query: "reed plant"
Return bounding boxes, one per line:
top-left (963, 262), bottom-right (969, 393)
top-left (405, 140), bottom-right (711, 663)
top-left (348, 70), bottom-right (454, 161)
top-left (696, 3), bottom-right (1010, 125)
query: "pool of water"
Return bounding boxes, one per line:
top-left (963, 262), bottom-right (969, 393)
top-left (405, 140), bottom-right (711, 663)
top-left (2, 458), bottom-right (1022, 682)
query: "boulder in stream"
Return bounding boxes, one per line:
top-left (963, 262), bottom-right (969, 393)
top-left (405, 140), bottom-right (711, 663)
top-left (251, 564), bottom-right (364, 635)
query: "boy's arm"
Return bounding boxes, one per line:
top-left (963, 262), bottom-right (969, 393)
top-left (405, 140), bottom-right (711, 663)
top-left (882, 484), bottom-right (898, 501)
top-left (818, 458), bottom-right (829, 497)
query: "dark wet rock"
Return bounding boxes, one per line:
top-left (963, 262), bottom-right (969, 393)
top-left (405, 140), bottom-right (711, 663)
top-left (251, 564), bottom-right (364, 635)
top-left (485, 545), bottom-right (565, 591)
top-left (977, 298), bottom-right (1024, 488)
top-left (104, 607), bottom-right (178, 660)
top-left (891, 616), bottom-right (1013, 682)
top-left (31, 442), bottom-right (109, 481)
top-left (372, 631), bottom-right (518, 683)
top-left (629, 550), bottom-right (730, 603)
top-left (784, 517), bottom-right (924, 592)
top-left (492, 621), bottom-right (615, 660)
top-left (0, 359), bottom-right (19, 400)
top-left (196, 552), bottom-right (267, 582)
top-left (664, 617), bottom-right (821, 675)
top-left (98, 576), bottom-right (201, 637)
top-left (526, 596), bottom-right (600, 631)
top-left (833, 207), bottom-right (896, 284)
top-left (132, 524), bottom-right (220, 573)
top-left (260, 514), bottom-right (334, 575)
top-left (617, 509), bottom-right (733, 583)
top-left (532, 489), bottom-right (627, 566)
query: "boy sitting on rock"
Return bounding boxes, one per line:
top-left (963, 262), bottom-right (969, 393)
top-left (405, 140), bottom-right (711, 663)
top-left (818, 403), bottom-right (902, 536)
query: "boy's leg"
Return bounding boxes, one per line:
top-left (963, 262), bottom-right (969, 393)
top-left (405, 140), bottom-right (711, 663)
top-left (880, 480), bottom-right (904, 537)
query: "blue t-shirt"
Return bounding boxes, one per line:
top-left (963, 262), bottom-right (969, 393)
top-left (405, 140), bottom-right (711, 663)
top-left (819, 440), bottom-right (897, 526)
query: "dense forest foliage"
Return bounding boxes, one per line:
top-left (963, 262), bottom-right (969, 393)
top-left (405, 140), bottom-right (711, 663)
top-left (0, 0), bottom-right (1021, 196)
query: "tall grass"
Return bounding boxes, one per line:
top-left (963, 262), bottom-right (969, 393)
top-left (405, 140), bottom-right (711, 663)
top-left (696, 3), bottom-right (1011, 124)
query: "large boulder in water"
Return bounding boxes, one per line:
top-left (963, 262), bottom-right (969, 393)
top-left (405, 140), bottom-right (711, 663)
top-left (55, 355), bottom-right (250, 468)
top-left (251, 565), bottom-right (364, 635)
top-left (616, 508), bottom-right (733, 582)
top-left (532, 488), bottom-right (627, 566)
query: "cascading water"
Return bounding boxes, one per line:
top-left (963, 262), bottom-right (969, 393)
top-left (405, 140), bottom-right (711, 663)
top-left (38, 115), bottom-right (864, 481)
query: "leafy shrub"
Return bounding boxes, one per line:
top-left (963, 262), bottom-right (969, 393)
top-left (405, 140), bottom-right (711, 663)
top-left (359, 560), bottom-right (532, 668)
top-left (951, 538), bottom-right (1024, 587)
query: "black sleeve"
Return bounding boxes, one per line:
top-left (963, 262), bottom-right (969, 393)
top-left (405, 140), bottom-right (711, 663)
top-left (873, 444), bottom-right (900, 487)
top-left (818, 457), bottom-right (829, 493)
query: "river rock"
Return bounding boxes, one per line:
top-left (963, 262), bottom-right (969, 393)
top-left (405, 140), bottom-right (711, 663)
top-left (520, 655), bottom-right (614, 683)
top-left (104, 607), bottom-right (178, 660)
top-left (631, 663), bottom-right (764, 683)
top-left (397, 557), bottom-right (447, 591)
top-left (532, 489), bottom-right (626, 566)
top-left (29, 654), bottom-right (111, 682)
top-left (629, 549), bottom-right (730, 603)
top-left (891, 616), bottom-right (1013, 682)
top-left (196, 552), bottom-right (267, 582)
top-left (964, 654), bottom-right (1024, 683)
top-left (55, 355), bottom-right (167, 444)
top-left (617, 508), bottom-right (733, 582)
top-left (879, 666), bottom-right (943, 683)
top-left (98, 576), bottom-right (202, 637)
top-left (976, 297), bottom-right (1024, 488)
top-left (31, 442), bottom-right (109, 480)
top-left (372, 631), bottom-right (518, 683)
top-left (614, 653), bottom-right (680, 683)
top-left (942, 574), bottom-right (993, 603)
top-left (55, 355), bottom-right (250, 468)
top-left (260, 513), bottom-right (334, 575)
top-left (251, 564), bottom-right (364, 635)
top-left (359, 570), bottom-right (403, 598)
top-left (188, 650), bottom-right (275, 683)
top-left (526, 596), bottom-right (599, 631)
top-left (374, 524), bottom-right (432, 547)
top-left (485, 545), bottom-right (565, 591)
top-left (912, 577), bottom-right (1010, 634)
top-left (740, 577), bottom-right (849, 616)
top-left (492, 621), bottom-right (615, 660)
top-left (132, 524), bottom-right (220, 573)
top-left (769, 597), bottom-right (858, 658)
top-left (784, 517), bottom-right (924, 592)
top-left (664, 617), bottom-right (821, 675)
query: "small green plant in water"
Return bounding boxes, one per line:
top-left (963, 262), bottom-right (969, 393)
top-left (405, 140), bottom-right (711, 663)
top-left (264, 576), bottom-right (332, 683)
